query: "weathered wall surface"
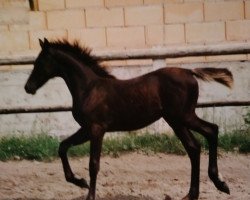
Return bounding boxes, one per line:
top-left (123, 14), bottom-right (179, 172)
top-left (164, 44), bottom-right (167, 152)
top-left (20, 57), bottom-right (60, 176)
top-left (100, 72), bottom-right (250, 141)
top-left (0, 0), bottom-right (249, 136)
top-left (0, 0), bottom-right (250, 56)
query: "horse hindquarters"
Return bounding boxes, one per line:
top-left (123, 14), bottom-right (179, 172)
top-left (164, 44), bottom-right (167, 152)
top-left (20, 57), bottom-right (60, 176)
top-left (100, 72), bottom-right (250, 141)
top-left (159, 67), bottom-right (199, 118)
top-left (161, 67), bottom-right (229, 199)
top-left (158, 68), bottom-right (201, 199)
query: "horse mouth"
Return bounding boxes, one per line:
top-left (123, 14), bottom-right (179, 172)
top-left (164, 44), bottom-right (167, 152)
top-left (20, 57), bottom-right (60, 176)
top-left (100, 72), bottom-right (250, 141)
top-left (24, 84), bottom-right (37, 95)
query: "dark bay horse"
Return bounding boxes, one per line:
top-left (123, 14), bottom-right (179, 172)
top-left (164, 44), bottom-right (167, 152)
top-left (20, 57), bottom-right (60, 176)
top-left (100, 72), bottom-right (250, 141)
top-left (25, 38), bottom-right (233, 200)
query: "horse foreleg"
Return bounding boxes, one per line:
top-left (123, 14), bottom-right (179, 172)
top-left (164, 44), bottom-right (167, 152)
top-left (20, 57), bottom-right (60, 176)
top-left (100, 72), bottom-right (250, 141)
top-left (58, 127), bottom-right (90, 188)
top-left (171, 124), bottom-right (201, 200)
top-left (86, 124), bottom-right (104, 200)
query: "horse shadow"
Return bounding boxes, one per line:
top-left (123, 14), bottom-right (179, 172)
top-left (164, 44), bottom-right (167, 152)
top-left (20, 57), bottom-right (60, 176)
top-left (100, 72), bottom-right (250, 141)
top-left (73, 195), bottom-right (155, 200)
top-left (12, 195), bottom-right (156, 200)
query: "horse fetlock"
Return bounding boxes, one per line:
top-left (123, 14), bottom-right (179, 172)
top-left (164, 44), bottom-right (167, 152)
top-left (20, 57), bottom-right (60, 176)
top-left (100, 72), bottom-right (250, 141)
top-left (86, 191), bottom-right (95, 200)
top-left (208, 167), bottom-right (218, 181)
top-left (66, 176), bottom-right (89, 189)
top-left (65, 174), bottom-right (75, 183)
top-left (76, 178), bottom-right (90, 189)
top-left (188, 188), bottom-right (199, 200)
top-left (164, 194), bottom-right (172, 200)
top-left (86, 196), bottom-right (94, 200)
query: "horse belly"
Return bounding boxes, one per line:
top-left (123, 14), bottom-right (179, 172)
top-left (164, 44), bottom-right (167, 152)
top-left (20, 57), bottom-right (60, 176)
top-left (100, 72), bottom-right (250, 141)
top-left (108, 105), bottom-right (162, 132)
top-left (122, 115), bottom-right (162, 131)
top-left (106, 76), bottom-right (163, 131)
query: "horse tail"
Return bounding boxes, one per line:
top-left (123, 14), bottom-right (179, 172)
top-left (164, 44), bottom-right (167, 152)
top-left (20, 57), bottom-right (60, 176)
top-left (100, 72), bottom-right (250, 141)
top-left (191, 68), bottom-right (233, 89)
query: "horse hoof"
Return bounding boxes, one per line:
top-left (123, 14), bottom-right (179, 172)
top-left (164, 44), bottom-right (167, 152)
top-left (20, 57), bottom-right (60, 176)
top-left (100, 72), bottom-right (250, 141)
top-left (181, 194), bottom-right (198, 200)
top-left (218, 181), bottom-right (230, 194)
top-left (78, 178), bottom-right (90, 189)
top-left (164, 194), bottom-right (172, 200)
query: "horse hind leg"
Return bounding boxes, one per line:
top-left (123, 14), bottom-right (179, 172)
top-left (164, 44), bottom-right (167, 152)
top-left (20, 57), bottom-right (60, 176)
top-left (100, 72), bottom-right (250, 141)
top-left (165, 117), bottom-right (201, 200)
top-left (58, 127), bottom-right (90, 189)
top-left (185, 114), bottom-right (230, 195)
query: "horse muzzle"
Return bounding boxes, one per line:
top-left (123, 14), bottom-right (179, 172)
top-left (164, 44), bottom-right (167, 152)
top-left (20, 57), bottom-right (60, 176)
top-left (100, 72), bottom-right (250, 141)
top-left (24, 82), bottom-right (37, 95)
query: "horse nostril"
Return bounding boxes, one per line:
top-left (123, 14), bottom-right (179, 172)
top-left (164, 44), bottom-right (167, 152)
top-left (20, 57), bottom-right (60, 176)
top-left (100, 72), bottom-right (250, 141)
top-left (24, 84), bottom-right (29, 92)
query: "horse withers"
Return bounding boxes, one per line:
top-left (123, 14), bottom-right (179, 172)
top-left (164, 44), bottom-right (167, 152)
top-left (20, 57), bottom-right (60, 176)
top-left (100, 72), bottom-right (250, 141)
top-left (25, 38), bottom-right (232, 200)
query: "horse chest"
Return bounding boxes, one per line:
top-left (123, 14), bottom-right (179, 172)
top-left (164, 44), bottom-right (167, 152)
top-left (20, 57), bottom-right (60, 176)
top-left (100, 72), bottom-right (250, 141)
top-left (72, 108), bottom-right (86, 126)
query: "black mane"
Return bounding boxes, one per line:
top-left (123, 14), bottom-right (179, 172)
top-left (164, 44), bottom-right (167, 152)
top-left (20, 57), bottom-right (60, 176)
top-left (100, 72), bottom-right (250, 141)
top-left (48, 39), bottom-right (115, 79)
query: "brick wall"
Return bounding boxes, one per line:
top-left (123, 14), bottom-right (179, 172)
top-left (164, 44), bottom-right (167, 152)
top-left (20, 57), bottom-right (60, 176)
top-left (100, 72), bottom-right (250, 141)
top-left (0, 0), bottom-right (249, 58)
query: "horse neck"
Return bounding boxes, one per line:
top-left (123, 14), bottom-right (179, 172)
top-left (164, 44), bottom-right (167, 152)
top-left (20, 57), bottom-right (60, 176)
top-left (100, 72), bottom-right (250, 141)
top-left (54, 49), bottom-right (98, 101)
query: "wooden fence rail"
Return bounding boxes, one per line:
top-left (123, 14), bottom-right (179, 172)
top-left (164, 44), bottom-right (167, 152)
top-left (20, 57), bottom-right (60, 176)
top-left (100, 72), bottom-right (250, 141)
top-left (1, 43), bottom-right (250, 65)
top-left (0, 101), bottom-right (249, 115)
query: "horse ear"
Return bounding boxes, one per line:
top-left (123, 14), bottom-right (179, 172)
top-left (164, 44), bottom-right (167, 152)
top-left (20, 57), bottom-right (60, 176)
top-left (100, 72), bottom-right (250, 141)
top-left (44, 38), bottom-right (49, 46)
top-left (39, 38), bottom-right (49, 49)
top-left (39, 38), bottom-right (44, 48)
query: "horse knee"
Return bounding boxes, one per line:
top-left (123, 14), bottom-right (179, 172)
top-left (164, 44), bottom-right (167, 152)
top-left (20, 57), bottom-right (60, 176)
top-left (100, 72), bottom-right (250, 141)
top-left (196, 144), bottom-right (201, 154)
top-left (210, 124), bottom-right (218, 137)
top-left (203, 124), bottom-right (219, 144)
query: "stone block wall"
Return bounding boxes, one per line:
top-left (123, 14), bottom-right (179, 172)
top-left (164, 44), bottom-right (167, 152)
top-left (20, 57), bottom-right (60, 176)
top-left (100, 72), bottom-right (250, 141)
top-left (0, 0), bottom-right (249, 56)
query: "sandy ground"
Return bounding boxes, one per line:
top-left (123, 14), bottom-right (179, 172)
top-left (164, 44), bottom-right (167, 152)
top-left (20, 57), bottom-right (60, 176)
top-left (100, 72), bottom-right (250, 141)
top-left (0, 152), bottom-right (249, 200)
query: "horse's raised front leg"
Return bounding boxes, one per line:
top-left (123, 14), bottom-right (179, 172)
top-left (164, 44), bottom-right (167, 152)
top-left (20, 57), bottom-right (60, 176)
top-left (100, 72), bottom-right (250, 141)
top-left (58, 127), bottom-right (90, 188)
top-left (170, 123), bottom-right (201, 200)
top-left (86, 124), bottom-right (104, 200)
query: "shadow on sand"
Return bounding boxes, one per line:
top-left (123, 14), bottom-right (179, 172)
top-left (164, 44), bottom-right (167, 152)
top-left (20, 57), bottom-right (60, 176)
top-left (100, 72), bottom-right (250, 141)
top-left (12, 195), bottom-right (156, 200)
top-left (72, 195), bottom-right (156, 200)
top-left (73, 194), bottom-right (171, 200)
top-left (12, 193), bottom-right (175, 200)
